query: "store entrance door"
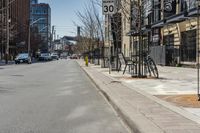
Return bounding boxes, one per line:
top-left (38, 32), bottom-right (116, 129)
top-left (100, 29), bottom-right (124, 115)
top-left (164, 34), bottom-right (177, 66)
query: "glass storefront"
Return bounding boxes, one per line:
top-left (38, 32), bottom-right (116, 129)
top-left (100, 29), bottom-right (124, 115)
top-left (181, 29), bottom-right (196, 62)
top-left (163, 34), bottom-right (180, 66)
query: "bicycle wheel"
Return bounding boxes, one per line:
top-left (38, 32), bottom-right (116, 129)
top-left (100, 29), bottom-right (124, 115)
top-left (144, 62), bottom-right (151, 77)
top-left (148, 59), bottom-right (159, 78)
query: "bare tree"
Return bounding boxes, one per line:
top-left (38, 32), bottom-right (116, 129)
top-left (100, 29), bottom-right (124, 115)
top-left (75, 0), bottom-right (104, 64)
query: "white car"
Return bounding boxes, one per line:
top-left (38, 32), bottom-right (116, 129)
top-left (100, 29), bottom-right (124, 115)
top-left (39, 53), bottom-right (52, 61)
top-left (51, 53), bottom-right (59, 60)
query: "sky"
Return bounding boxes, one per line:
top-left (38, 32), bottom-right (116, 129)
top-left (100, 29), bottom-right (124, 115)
top-left (39, 0), bottom-right (89, 38)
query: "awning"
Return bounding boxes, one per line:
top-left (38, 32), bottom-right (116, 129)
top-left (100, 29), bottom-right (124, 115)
top-left (126, 31), bottom-right (133, 36)
top-left (151, 20), bottom-right (164, 29)
top-left (166, 13), bottom-right (188, 24)
top-left (126, 31), bottom-right (140, 36)
top-left (188, 8), bottom-right (200, 17)
top-left (141, 25), bottom-right (151, 32)
top-left (126, 30), bottom-right (145, 36)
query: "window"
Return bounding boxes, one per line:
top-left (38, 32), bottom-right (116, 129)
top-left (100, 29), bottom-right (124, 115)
top-left (152, 29), bottom-right (161, 46)
top-left (150, 0), bottom-right (161, 24)
top-left (181, 30), bottom-right (196, 62)
top-left (163, 0), bottom-right (176, 18)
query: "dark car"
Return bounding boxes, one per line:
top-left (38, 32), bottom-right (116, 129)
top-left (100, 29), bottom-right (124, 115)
top-left (15, 53), bottom-right (32, 64)
top-left (51, 53), bottom-right (59, 60)
top-left (38, 53), bottom-right (52, 61)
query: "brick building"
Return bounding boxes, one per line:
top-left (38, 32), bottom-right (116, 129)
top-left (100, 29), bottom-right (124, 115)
top-left (0, 0), bottom-right (30, 59)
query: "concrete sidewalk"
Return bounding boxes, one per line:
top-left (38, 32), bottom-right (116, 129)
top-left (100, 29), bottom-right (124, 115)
top-left (78, 60), bottom-right (200, 133)
top-left (0, 60), bottom-right (15, 66)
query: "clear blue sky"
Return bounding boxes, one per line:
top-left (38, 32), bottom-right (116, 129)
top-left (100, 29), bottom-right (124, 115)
top-left (39, 0), bottom-right (88, 38)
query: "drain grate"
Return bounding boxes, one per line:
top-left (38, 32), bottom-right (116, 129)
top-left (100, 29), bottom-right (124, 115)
top-left (110, 80), bottom-right (121, 84)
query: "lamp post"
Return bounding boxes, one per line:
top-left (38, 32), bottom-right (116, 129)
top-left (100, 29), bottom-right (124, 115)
top-left (5, 0), bottom-right (9, 64)
top-left (197, 0), bottom-right (200, 101)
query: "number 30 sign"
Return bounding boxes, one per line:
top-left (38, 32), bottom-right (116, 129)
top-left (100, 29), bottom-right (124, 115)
top-left (102, 0), bottom-right (116, 15)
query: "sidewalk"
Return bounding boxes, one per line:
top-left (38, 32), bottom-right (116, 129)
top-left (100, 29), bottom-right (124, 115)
top-left (77, 60), bottom-right (200, 133)
top-left (0, 60), bottom-right (15, 66)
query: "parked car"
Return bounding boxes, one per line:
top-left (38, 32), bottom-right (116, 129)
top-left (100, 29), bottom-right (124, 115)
top-left (15, 53), bottom-right (32, 64)
top-left (70, 54), bottom-right (78, 59)
top-left (60, 53), bottom-right (68, 59)
top-left (51, 53), bottom-right (59, 60)
top-left (38, 53), bottom-right (52, 61)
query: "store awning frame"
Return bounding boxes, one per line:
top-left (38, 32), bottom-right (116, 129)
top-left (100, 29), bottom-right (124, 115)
top-left (141, 25), bottom-right (151, 33)
top-left (126, 30), bottom-right (147, 37)
top-left (166, 12), bottom-right (188, 24)
top-left (188, 7), bottom-right (200, 17)
top-left (151, 20), bottom-right (164, 29)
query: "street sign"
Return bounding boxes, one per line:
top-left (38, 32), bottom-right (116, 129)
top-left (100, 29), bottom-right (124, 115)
top-left (102, 0), bottom-right (116, 15)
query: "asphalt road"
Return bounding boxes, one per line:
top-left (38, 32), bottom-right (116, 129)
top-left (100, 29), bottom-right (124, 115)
top-left (0, 60), bottom-right (128, 133)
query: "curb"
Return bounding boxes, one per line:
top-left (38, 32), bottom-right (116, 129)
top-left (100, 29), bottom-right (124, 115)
top-left (101, 72), bottom-right (200, 124)
top-left (79, 64), bottom-right (162, 133)
top-left (78, 61), bottom-right (200, 133)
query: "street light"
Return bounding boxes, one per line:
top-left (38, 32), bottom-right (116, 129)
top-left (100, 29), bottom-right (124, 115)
top-left (5, 0), bottom-right (9, 64)
top-left (197, 0), bottom-right (200, 101)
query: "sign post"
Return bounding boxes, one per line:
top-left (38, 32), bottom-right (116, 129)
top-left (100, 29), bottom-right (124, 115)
top-left (102, 0), bottom-right (116, 74)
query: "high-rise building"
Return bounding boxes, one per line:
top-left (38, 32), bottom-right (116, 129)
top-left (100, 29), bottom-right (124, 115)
top-left (31, 0), bottom-right (38, 4)
top-left (31, 3), bottom-right (51, 52)
top-left (0, 0), bottom-right (30, 58)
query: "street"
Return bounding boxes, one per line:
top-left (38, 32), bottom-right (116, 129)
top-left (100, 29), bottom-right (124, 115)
top-left (0, 60), bottom-right (128, 133)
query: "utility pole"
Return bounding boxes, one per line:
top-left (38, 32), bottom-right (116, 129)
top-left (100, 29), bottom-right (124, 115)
top-left (197, 0), bottom-right (200, 101)
top-left (54, 29), bottom-right (56, 41)
top-left (28, 20), bottom-right (31, 57)
top-left (28, 0), bottom-right (31, 57)
top-left (108, 15), bottom-right (112, 74)
top-left (138, 0), bottom-right (142, 77)
top-left (5, 0), bottom-right (9, 64)
top-left (50, 25), bottom-right (54, 51)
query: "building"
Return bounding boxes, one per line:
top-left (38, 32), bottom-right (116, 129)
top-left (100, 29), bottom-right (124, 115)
top-left (31, 3), bottom-right (51, 52)
top-left (31, 0), bottom-right (38, 4)
top-left (137, 0), bottom-right (200, 66)
top-left (0, 0), bottom-right (30, 59)
top-left (105, 0), bottom-right (200, 68)
top-left (121, 0), bottom-right (132, 57)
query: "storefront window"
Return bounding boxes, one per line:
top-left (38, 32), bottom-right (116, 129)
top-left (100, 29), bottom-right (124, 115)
top-left (185, 0), bottom-right (196, 10)
top-left (152, 0), bottom-right (161, 23)
top-left (180, 0), bottom-right (196, 12)
top-left (181, 30), bottom-right (196, 62)
top-left (152, 29), bottom-right (161, 46)
top-left (163, 34), bottom-right (181, 66)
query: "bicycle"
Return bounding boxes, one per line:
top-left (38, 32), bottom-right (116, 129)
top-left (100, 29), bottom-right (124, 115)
top-left (132, 51), bottom-right (159, 78)
top-left (142, 51), bottom-right (159, 78)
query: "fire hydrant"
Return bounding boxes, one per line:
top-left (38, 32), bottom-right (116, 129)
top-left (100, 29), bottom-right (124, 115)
top-left (85, 56), bottom-right (88, 66)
